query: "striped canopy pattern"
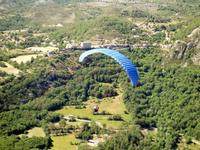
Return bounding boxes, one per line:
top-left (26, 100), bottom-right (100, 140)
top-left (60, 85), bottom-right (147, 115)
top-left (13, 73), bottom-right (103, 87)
top-left (79, 48), bottom-right (139, 86)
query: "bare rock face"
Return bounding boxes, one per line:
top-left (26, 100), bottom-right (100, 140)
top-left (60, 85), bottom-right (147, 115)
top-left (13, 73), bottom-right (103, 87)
top-left (189, 28), bottom-right (200, 65)
top-left (170, 40), bottom-right (187, 59)
top-left (170, 27), bottom-right (200, 65)
top-left (192, 51), bottom-right (200, 65)
top-left (188, 27), bottom-right (200, 41)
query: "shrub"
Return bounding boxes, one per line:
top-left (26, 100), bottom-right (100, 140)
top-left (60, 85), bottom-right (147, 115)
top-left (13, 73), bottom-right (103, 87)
top-left (75, 105), bottom-right (86, 109)
top-left (93, 111), bottom-right (112, 115)
top-left (108, 115), bottom-right (123, 121)
top-left (0, 61), bottom-right (7, 67)
top-left (77, 116), bottom-right (91, 121)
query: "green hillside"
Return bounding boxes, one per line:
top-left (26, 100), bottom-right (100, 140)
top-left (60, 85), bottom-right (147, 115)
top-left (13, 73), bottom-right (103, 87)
top-left (0, 0), bottom-right (200, 150)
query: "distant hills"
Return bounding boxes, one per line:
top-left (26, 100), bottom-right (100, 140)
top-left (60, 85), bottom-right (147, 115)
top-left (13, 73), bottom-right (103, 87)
top-left (0, 0), bottom-right (74, 10)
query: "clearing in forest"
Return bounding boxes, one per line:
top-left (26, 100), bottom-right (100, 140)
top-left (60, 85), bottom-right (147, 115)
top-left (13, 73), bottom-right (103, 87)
top-left (27, 127), bottom-right (46, 138)
top-left (10, 54), bottom-right (42, 64)
top-left (19, 127), bottom-right (45, 138)
top-left (53, 87), bottom-right (130, 149)
top-left (27, 47), bottom-right (58, 54)
top-left (50, 134), bottom-right (80, 150)
top-left (0, 62), bottom-right (21, 76)
top-left (56, 87), bottom-right (131, 129)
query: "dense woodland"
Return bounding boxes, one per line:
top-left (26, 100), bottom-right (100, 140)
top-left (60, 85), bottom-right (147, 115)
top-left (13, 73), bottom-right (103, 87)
top-left (0, 0), bottom-right (200, 150)
top-left (0, 46), bottom-right (199, 149)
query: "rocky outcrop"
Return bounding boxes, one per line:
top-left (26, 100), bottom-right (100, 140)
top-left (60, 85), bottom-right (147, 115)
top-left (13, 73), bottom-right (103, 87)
top-left (170, 40), bottom-right (187, 59)
top-left (170, 27), bottom-right (200, 65)
top-left (192, 51), bottom-right (200, 65)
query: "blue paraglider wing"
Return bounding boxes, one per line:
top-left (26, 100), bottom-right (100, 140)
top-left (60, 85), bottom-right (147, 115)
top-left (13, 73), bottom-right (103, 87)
top-left (79, 48), bottom-right (139, 86)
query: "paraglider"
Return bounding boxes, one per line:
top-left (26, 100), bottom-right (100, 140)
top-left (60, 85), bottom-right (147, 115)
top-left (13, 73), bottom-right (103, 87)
top-left (79, 48), bottom-right (139, 86)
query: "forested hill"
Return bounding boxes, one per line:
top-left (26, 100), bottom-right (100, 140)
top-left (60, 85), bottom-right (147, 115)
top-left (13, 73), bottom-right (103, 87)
top-left (0, 0), bottom-right (200, 150)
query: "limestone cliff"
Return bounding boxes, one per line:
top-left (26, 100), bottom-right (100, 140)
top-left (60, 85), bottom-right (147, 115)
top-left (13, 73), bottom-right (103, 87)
top-left (170, 27), bottom-right (200, 65)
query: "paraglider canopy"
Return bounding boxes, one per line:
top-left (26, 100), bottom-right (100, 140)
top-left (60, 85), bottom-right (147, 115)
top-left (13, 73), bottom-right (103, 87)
top-left (79, 48), bottom-right (139, 86)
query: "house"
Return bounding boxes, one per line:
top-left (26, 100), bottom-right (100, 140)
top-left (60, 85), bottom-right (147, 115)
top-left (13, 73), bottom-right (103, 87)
top-left (93, 105), bottom-right (99, 113)
top-left (81, 41), bottom-right (92, 50)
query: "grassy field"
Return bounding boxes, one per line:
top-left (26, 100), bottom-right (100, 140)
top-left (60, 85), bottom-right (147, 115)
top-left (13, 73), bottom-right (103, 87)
top-left (19, 127), bottom-right (46, 138)
top-left (10, 54), bottom-right (41, 63)
top-left (0, 62), bottom-right (21, 76)
top-left (27, 47), bottom-right (58, 53)
top-left (50, 134), bottom-right (81, 150)
top-left (178, 140), bottom-right (200, 150)
top-left (53, 88), bottom-right (132, 149)
top-left (56, 89), bottom-right (131, 129)
top-left (56, 106), bottom-right (128, 129)
top-left (27, 127), bottom-right (46, 138)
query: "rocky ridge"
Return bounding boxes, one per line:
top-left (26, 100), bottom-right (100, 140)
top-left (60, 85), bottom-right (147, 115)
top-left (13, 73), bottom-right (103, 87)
top-left (170, 27), bottom-right (200, 65)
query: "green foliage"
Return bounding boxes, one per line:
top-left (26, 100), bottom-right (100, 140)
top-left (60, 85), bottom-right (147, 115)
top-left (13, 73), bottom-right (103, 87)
top-left (21, 36), bottom-right (44, 48)
top-left (122, 48), bottom-right (200, 148)
top-left (0, 15), bottom-right (27, 31)
top-left (108, 114), bottom-right (123, 121)
top-left (0, 110), bottom-right (47, 136)
top-left (0, 61), bottom-right (7, 67)
top-left (173, 17), bottom-right (200, 40)
top-left (76, 122), bottom-right (101, 140)
top-left (147, 15), bottom-right (171, 23)
top-left (0, 56), bottom-right (71, 111)
top-left (0, 1), bottom-right (200, 149)
top-left (0, 50), bottom-right (17, 61)
top-left (120, 9), bottom-right (151, 19)
top-left (131, 9), bottom-right (149, 18)
top-left (51, 16), bottom-right (139, 41)
top-left (0, 136), bottom-right (52, 150)
top-left (95, 46), bottom-right (200, 149)
top-left (52, 0), bottom-right (70, 4)
top-left (89, 84), bottom-right (117, 99)
top-left (98, 126), bottom-right (143, 150)
top-left (1, 40), bottom-right (199, 150)
top-left (45, 113), bottom-right (60, 123)
top-left (0, 70), bottom-right (8, 77)
top-left (151, 32), bottom-right (166, 43)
